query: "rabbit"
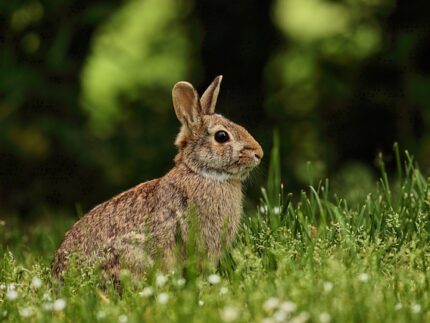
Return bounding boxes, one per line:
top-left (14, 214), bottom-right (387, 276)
top-left (52, 76), bottom-right (263, 280)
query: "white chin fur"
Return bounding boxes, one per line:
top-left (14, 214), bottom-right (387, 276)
top-left (200, 170), bottom-right (232, 182)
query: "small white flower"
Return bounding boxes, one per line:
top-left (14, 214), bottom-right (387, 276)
top-left (263, 297), bottom-right (280, 312)
top-left (96, 311), bottom-right (107, 320)
top-left (273, 309), bottom-right (287, 322)
top-left (0, 283), bottom-right (5, 290)
top-left (7, 283), bottom-right (16, 291)
top-left (219, 287), bottom-right (229, 295)
top-left (19, 307), bottom-right (32, 318)
top-left (358, 273), bottom-right (369, 282)
top-left (42, 303), bottom-right (53, 311)
top-left (208, 274), bottom-right (221, 285)
top-left (139, 287), bottom-right (153, 298)
top-left (31, 277), bottom-right (42, 289)
top-left (394, 303), bottom-right (402, 311)
top-left (323, 282), bottom-right (333, 293)
top-left (259, 205), bottom-right (269, 214)
top-left (319, 312), bottom-right (331, 323)
top-left (2, 310), bottom-right (7, 317)
top-left (176, 278), bottom-right (186, 287)
top-left (6, 289), bottom-right (18, 301)
top-left (156, 274), bottom-right (167, 287)
top-left (273, 206), bottom-right (282, 215)
top-left (199, 300), bottom-right (204, 306)
top-left (157, 292), bottom-right (169, 304)
top-left (220, 305), bottom-right (239, 322)
top-left (53, 298), bottom-right (66, 311)
top-left (261, 318), bottom-right (275, 323)
top-left (291, 312), bottom-right (310, 323)
top-left (280, 301), bottom-right (297, 313)
top-left (411, 303), bottom-right (421, 314)
top-left (118, 314), bottom-right (128, 323)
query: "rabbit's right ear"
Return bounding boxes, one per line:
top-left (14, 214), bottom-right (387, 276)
top-left (172, 81), bottom-right (202, 128)
top-left (200, 75), bottom-right (222, 115)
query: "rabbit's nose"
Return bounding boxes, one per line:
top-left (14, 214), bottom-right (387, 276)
top-left (245, 143), bottom-right (263, 162)
top-left (254, 144), bottom-right (264, 161)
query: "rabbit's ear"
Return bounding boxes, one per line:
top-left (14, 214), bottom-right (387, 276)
top-left (172, 81), bottom-right (202, 127)
top-left (200, 75), bottom-right (222, 115)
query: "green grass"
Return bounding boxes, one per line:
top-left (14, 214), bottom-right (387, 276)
top-left (1, 143), bottom-right (430, 322)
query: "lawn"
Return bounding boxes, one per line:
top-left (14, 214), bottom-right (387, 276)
top-left (1, 143), bottom-right (430, 322)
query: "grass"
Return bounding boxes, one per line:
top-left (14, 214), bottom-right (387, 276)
top-left (1, 142), bottom-right (430, 322)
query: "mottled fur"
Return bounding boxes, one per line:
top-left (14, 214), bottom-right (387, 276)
top-left (52, 76), bottom-right (263, 279)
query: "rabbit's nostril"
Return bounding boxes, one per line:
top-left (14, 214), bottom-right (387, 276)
top-left (254, 153), bottom-right (262, 160)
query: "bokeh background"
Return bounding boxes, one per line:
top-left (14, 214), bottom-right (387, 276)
top-left (1, 0), bottom-right (429, 221)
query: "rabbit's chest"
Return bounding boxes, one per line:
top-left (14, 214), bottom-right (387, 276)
top-left (189, 181), bottom-right (243, 253)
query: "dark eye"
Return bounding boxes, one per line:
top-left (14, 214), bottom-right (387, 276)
top-left (214, 130), bottom-right (229, 143)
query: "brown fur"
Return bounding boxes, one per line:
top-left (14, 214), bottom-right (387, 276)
top-left (52, 76), bottom-right (263, 278)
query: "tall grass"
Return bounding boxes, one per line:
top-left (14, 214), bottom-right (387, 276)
top-left (1, 140), bottom-right (430, 322)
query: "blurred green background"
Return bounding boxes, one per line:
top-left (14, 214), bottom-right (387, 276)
top-left (1, 0), bottom-right (429, 220)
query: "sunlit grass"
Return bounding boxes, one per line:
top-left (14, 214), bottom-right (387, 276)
top-left (1, 141), bottom-right (430, 322)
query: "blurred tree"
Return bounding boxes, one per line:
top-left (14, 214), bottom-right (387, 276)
top-left (0, 0), bottom-right (121, 216)
top-left (266, 0), bottom-right (430, 198)
top-left (0, 0), bottom-right (200, 216)
top-left (80, 0), bottom-right (200, 188)
top-left (1, 0), bottom-right (429, 218)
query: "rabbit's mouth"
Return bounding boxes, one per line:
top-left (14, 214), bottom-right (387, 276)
top-left (227, 162), bottom-right (259, 181)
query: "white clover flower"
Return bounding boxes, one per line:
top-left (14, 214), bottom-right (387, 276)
top-left (19, 307), bottom-right (32, 318)
top-left (42, 303), bottom-right (53, 311)
top-left (411, 303), bottom-right (421, 314)
top-left (118, 314), bottom-right (128, 323)
top-left (31, 277), bottom-right (42, 289)
top-left (259, 205), bottom-right (269, 214)
top-left (261, 318), bottom-right (275, 323)
top-left (6, 289), bottom-right (18, 301)
top-left (394, 303), bottom-right (402, 311)
top-left (323, 282), bottom-right (333, 293)
top-left (156, 274), bottom-right (167, 287)
top-left (319, 312), bottom-right (331, 323)
top-left (157, 292), bottom-right (169, 304)
top-left (176, 278), bottom-right (186, 287)
top-left (0, 283), bottom-right (5, 290)
top-left (139, 287), bottom-right (154, 298)
top-left (273, 309), bottom-right (287, 322)
top-left (198, 300), bottom-right (204, 306)
top-left (220, 305), bottom-right (239, 322)
top-left (358, 273), bottom-right (369, 282)
top-left (53, 298), bottom-right (66, 311)
top-left (290, 312), bottom-right (310, 323)
top-left (219, 287), bottom-right (229, 295)
top-left (208, 274), bottom-right (221, 285)
top-left (7, 283), bottom-right (16, 291)
top-left (96, 310), bottom-right (107, 320)
top-left (273, 206), bottom-right (282, 215)
top-left (280, 301), bottom-right (297, 313)
top-left (263, 297), bottom-right (280, 312)
top-left (96, 311), bottom-right (107, 320)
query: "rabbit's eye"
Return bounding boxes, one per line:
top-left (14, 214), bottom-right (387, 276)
top-left (214, 130), bottom-right (229, 143)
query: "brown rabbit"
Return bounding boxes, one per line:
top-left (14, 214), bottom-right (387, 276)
top-left (52, 76), bottom-right (263, 279)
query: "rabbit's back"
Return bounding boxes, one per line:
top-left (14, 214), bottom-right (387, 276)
top-left (52, 178), bottom-right (164, 277)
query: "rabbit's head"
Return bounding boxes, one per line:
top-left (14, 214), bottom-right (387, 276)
top-left (172, 76), bottom-right (263, 181)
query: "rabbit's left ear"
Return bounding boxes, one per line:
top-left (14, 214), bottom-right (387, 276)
top-left (200, 75), bottom-right (222, 115)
